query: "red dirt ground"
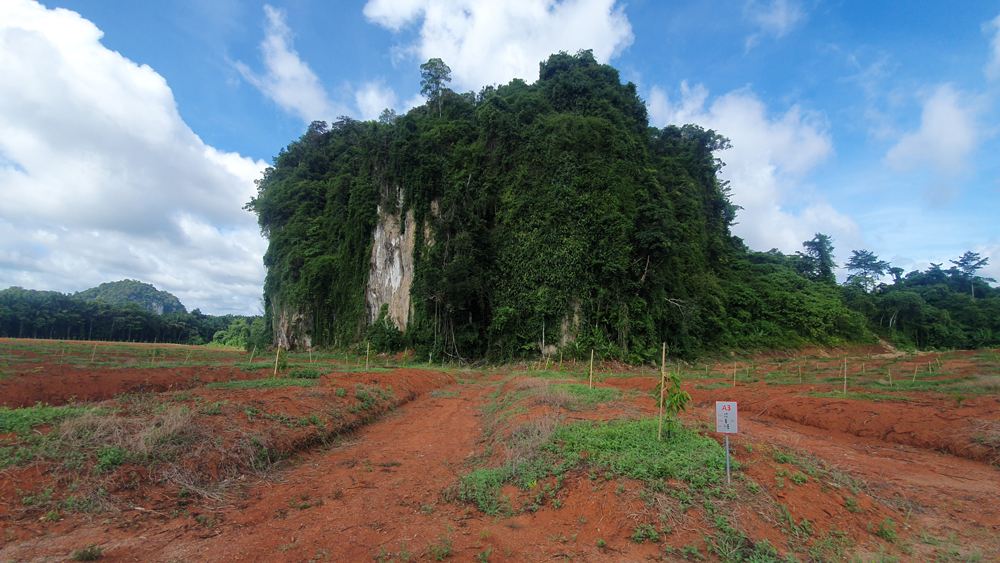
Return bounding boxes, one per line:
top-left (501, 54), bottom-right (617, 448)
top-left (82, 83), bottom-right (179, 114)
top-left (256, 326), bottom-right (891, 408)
top-left (1, 343), bottom-right (998, 562)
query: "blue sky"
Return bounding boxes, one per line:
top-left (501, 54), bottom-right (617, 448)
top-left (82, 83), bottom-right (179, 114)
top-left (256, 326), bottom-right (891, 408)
top-left (1, 0), bottom-right (998, 315)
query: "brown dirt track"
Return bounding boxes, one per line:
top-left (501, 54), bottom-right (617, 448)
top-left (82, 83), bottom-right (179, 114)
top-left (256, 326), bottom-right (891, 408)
top-left (1, 340), bottom-right (998, 562)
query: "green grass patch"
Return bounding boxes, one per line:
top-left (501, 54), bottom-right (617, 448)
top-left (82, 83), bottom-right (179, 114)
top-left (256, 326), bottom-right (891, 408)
top-left (546, 383), bottom-right (625, 404)
top-left (328, 365), bottom-right (392, 373)
top-left (454, 417), bottom-right (728, 515)
top-left (285, 367), bottom-right (324, 379)
top-left (0, 405), bottom-right (104, 433)
top-left (204, 379), bottom-right (319, 390)
top-left (695, 382), bottom-right (731, 390)
top-left (806, 391), bottom-right (911, 402)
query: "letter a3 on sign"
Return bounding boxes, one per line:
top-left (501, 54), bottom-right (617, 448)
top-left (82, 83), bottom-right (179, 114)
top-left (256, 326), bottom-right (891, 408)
top-left (716, 402), bottom-right (738, 433)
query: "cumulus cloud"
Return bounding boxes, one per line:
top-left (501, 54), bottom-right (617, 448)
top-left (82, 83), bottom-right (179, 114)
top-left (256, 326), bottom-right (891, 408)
top-left (235, 5), bottom-right (345, 123)
top-left (974, 241), bottom-right (1000, 284)
top-left (744, 0), bottom-right (806, 50)
top-left (984, 13), bottom-right (1000, 82)
top-left (0, 0), bottom-right (267, 314)
top-left (363, 0), bottom-right (634, 89)
top-left (885, 84), bottom-right (982, 177)
top-left (648, 82), bottom-right (860, 255)
top-left (356, 80), bottom-right (400, 121)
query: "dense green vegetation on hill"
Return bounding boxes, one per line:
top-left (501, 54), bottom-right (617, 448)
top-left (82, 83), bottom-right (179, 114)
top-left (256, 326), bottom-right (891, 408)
top-left (247, 51), bottom-right (873, 361)
top-left (843, 256), bottom-right (999, 349)
top-left (74, 279), bottom-right (186, 315)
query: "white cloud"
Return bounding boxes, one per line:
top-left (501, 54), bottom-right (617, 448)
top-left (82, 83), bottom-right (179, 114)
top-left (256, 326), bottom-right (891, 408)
top-left (235, 5), bottom-right (344, 123)
top-left (237, 5), bottom-right (401, 123)
top-left (744, 0), bottom-right (806, 50)
top-left (363, 0), bottom-right (634, 90)
top-left (648, 82), bottom-right (861, 256)
top-left (356, 80), bottom-right (399, 121)
top-left (0, 0), bottom-right (267, 314)
top-left (984, 13), bottom-right (1000, 82)
top-left (974, 241), bottom-right (1000, 284)
top-left (885, 84), bottom-right (982, 177)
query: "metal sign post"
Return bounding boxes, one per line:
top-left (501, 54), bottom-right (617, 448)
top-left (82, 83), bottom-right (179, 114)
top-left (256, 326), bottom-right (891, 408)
top-left (715, 401), bottom-right (738, 484)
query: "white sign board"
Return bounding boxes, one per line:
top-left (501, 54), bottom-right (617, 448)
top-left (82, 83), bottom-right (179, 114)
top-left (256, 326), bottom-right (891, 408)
top-left (716, 401), bottom-right (738, 434)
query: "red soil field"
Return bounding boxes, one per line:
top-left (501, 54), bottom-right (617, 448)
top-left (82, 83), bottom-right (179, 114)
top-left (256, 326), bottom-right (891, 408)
top-left (0, 340), bottom-right (997, 562)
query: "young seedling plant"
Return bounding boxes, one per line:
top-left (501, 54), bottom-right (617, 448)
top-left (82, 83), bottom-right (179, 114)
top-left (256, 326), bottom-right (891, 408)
top-left (653, 368), bottom-right (692, 440)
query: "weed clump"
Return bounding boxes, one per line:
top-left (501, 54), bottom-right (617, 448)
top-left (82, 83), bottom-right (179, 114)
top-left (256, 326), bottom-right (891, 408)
top-left (70, 544), bottom-right (102, 561)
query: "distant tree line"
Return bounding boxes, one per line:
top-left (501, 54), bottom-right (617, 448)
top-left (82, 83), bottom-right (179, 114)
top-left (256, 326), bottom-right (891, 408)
top-left (0, 286), bottom-right (272, 349)
top-left (767, 236), bottom-right (999, 350)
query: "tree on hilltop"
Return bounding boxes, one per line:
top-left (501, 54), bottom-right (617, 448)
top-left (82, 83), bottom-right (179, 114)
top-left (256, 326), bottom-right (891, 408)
top-left (846, 249), bottom-right (890, 292)
top-left (950, 251), bottom-right (993, 298)
top-left (420, 58), bottom-right (451, 117)
top-left (797, 233), bottom-right (837, 285)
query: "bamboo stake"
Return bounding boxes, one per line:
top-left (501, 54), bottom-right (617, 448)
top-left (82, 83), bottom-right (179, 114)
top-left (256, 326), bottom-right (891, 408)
top-left (658, 343), bottom-right (666, 441)
top-left (733, 362), bottom-right (737, 387)
top-left (90, 343), bottom-right (98, 364)
top-left (589, 349), bottom-right (594, 389)
top-left (798, 365), bottom-right (802, 383)
top-left (888, 368), bottom-right (892, 386)
top-left (913, 365), bottom-right (917, 382)
top-left (842, 358), bottom-right (847, 394)
top-left (366, 342), bottom-right (370, 371)
top-left (558, 350), bottom-right (563, 372)
top-left (273, 347), bottom-right (280, 379)
top-left (184, 350), bottom-right (192, 363)
top-left (247, 344), bottom-right (257, 367)
top-left (151, 338), bottom-right (156, 365)
top-left (309, 349), bottom-right (312, 363)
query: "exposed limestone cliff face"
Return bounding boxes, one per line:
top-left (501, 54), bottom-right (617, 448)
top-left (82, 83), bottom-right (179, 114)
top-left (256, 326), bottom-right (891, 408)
top-left (273, 300), bottom-right (313, 350)
top-left (366, 206), bottom-right (416, 330)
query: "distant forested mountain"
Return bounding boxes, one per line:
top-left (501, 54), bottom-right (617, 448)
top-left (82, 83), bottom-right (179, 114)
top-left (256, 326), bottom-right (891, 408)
top-left (74, 279), bottom-right (186, 315)
top-left (0, 285), bottom-right (269, 349)
top-left (246, 51), bottom-right (873, 361)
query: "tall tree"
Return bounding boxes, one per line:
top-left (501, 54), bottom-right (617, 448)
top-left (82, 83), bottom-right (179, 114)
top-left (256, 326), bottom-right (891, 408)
top-left (845, 249), bottom-right (890, 292)
top-left (420, 58), bottom-right (452, 118)
top-left (797, 233), bottom-right (837, 285)
top-left (950, 251), bottom-right (992, 298)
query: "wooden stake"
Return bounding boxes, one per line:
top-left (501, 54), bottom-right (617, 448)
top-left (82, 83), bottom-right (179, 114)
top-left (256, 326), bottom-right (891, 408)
top-left (658, 343), bottom-right (666, 441)
top-left (366, 342), bottom-right (370, 371)
top-left (733, 362), bottom-right (737, 387)
top-left (273, 347), bottom-right (280, 379)
top-left (589, 349), bottom-right (594, 389)
top-left (842, 358), bottom-right (847, 394)
top-left (888, 368), bottom-right (892, 386)
top-left (798, 365), bottom-right (802, 383)
top-left (913, 365), bottom-right (917, 382)
top-left (90, 343), bottom-right (98, 364)
top-left (559, 350), bottom-right (563, 372)
top-left (310, 349), bottom-right (313, 363)
top-left (247, 344), bottom-right (257, 367)
top-left (862, 362), bottom-right (865, 375)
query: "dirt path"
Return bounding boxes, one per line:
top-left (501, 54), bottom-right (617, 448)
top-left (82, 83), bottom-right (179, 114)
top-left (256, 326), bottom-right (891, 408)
top-left (0, 384), bottom-right (488, 562)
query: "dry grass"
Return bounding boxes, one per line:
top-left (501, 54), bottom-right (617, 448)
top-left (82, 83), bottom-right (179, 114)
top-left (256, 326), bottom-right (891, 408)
top-left (10, 407), bottom-right (290, 512)
top-left (502, 415), bottom-right (557, 467)
top-left (969, 419), bottom-right (1000, 463)
top-left (532, 387), bottom-right (577, 409)
top-left (58, 407), bottom-right (206, 457)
